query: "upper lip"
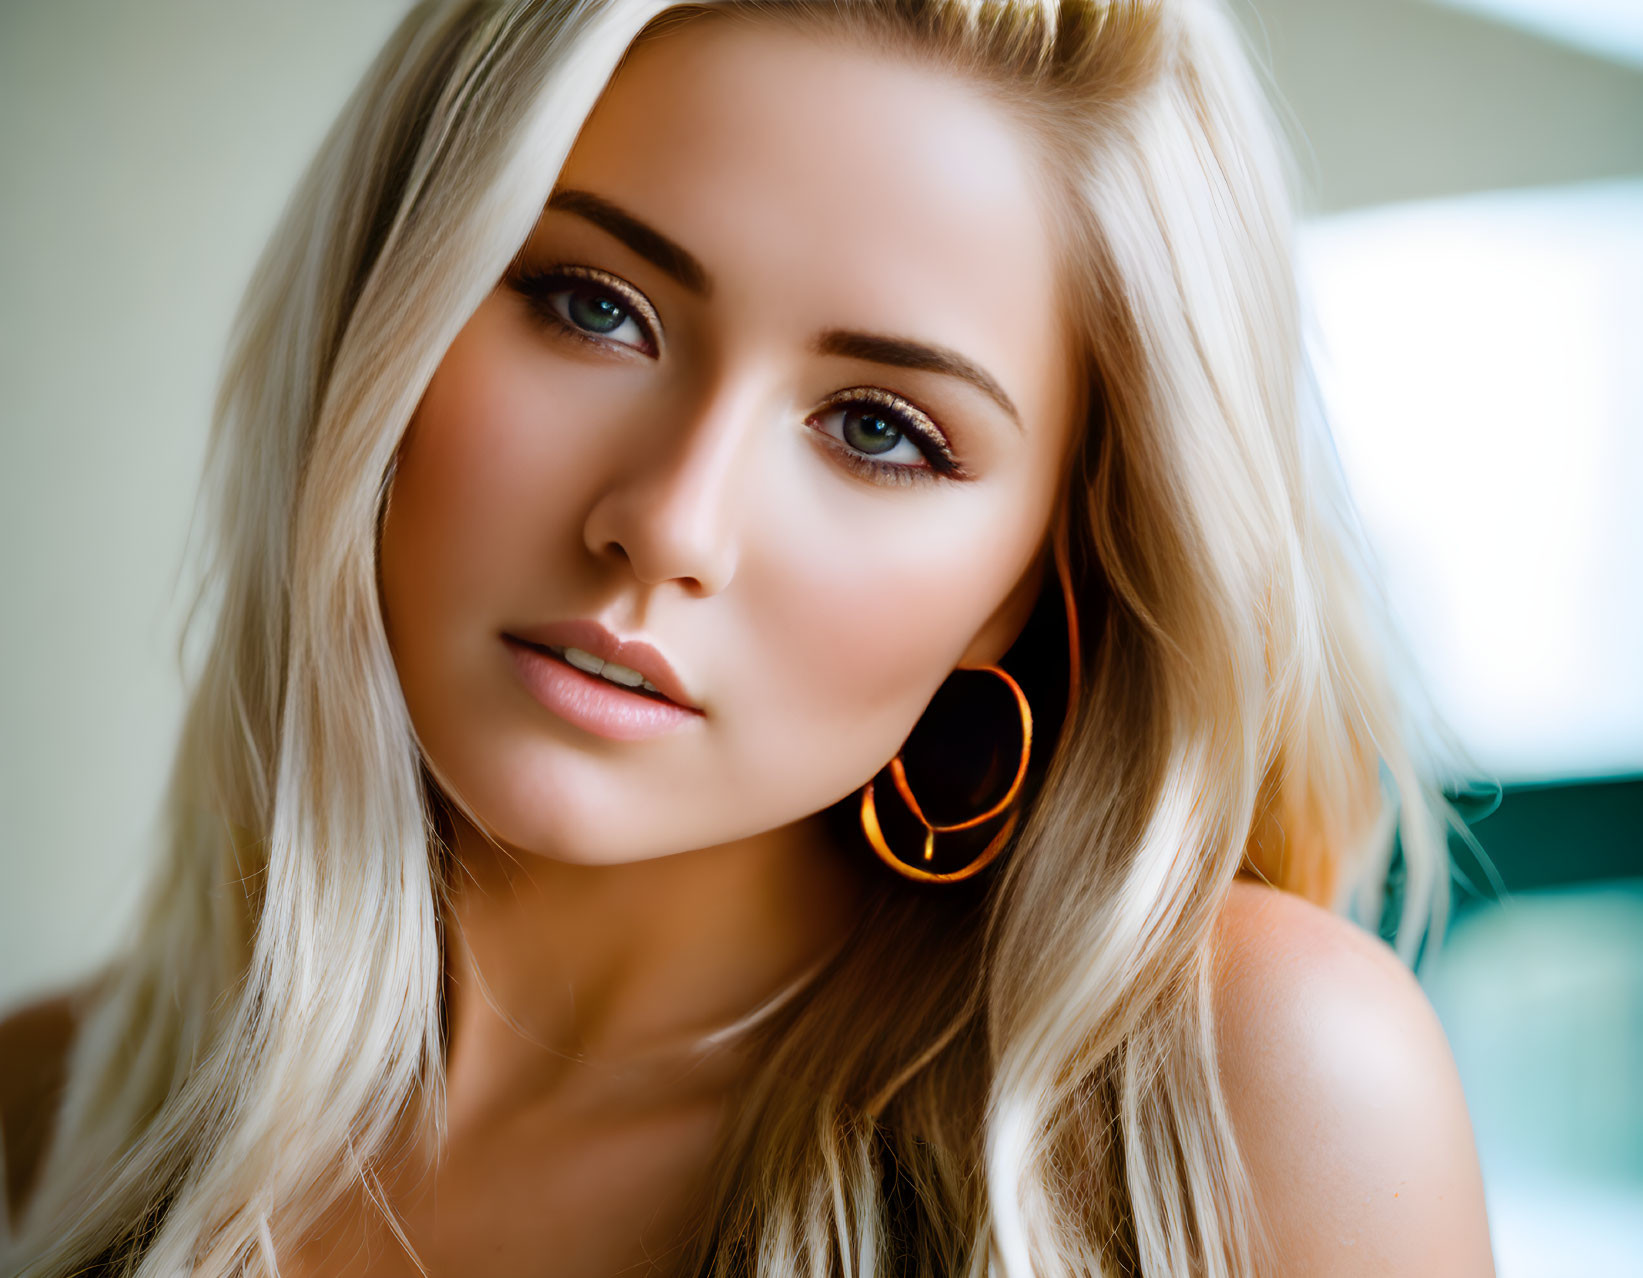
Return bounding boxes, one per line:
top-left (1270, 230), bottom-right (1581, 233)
top-left (504, 618), bottom-right (703, 712)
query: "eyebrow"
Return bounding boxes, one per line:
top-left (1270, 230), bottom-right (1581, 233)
top-left (809, 330), bottom-right (1021, 430)
top-left (544, 186), bottom-right (1023, 430)
top-left (547, 188), bottom-right (712, 297)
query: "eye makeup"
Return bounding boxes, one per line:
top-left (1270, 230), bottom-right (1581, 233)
top-left (806, 386), bottom-right (970, 487)
top-left (506, 261), bottom-right (663, 357)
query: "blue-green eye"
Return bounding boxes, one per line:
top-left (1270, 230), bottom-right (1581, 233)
top-left (508, 263), bottom-right (661, 356)
top-left (808, 386), bottom-right (965, 486)
top-left (841, 405), bottom-right (904, 454)
top-left (567, 290), bottom-right (629, 335)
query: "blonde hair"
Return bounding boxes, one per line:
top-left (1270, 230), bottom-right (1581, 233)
top-left (6, 1), bottom-right (1462, 1274)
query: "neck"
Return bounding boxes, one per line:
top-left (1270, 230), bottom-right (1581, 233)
top-left (437, 804), bottom-right (869, 1130)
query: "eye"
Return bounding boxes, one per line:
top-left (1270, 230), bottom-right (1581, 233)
top-left (807, 387), bottom-right (968, 486)
top-left (506, 263), bottom-right (662, 357)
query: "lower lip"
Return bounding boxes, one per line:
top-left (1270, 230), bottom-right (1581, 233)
top-left (502, 636), bottom-right (702, 741)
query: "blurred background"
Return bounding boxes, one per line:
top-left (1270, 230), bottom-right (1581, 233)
top-left (1, 1), bottom-right (1638, 1272)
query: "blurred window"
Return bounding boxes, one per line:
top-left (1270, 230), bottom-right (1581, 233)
top-left (1300, 179), bottom-right (1643, 782)
top-left (1430, 0), bottom-right (1643, 68)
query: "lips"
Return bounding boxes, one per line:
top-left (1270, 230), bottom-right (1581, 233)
top-left (502, 617), bottom-right (701, 713)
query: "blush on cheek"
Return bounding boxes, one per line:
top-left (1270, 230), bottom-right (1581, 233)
top-left (417, 319), bottom-right (569, 498)
top-left (745, 538), bottom-right (1009, 782)
top-left (396, 307), bottom-right (623, 603)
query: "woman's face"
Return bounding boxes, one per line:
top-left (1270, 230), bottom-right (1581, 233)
top-left (380, 16), bottom-right (1085, 864)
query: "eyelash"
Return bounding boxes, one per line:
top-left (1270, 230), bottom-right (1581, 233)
top-left (508, 262), bottom-right (662, 357)
top-left (505, 262), bottom-right (968, 486)
top-left (808, 387), bottom-right (966, 486)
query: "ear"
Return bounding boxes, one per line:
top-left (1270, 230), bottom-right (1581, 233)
top-left (955, 536), bottom-right (1053, 669)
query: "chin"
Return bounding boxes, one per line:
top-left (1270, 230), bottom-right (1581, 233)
top-left (435, 744), bottom-right (697, 866)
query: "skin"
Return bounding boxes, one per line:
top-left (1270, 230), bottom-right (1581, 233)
top-left (1214, 883), bottom-right (1497, 1276)
top-left (0, 15), bottom-right (1495, 1278)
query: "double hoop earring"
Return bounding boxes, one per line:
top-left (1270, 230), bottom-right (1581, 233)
top-left (860, 504), bottom-right (1083, 884)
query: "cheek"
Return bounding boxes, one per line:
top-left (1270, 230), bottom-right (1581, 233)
top-left (382, 301), bottom-right (606, 643)
top-left (379, 299), bottom-right (612, 768)
top-left (723, 482), bottom-right (1040, 803)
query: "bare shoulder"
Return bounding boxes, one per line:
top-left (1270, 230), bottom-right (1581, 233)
top-left (1210, 879), bottom-right (1495, 1277)
top-left (0, 989), bottom-right (82, 1223)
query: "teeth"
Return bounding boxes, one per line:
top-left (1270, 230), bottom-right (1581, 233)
top-left (599, 660), bottom-right (645, 687)
top-left (561, 645), bottom-right (604, 674)
top-left (550, 645), bottom-right (662, 697)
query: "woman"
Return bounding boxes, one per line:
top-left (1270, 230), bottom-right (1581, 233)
top-left (0, 0), bottom-right (1495, 1274)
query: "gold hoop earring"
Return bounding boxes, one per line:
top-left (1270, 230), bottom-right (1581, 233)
top-left (860, 663), bottom-right (1032, 884)
top-left (859, 505), bottom-right (1080, 884)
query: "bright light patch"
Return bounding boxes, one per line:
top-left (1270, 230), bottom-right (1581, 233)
top-left (1301, 180), bottom-right (1643, 782)
top-left (1428, 0), bottom-right (1643, 68)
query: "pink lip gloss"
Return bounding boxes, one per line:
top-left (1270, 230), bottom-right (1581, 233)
top-left (503, 636), bottom-right (703, 741)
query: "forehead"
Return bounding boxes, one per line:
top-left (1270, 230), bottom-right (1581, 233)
top-left (549, 14), bottom-right (1081, 449)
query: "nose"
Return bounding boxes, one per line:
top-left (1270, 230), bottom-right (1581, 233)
top-left (580, 378), bottom-right (762, 597)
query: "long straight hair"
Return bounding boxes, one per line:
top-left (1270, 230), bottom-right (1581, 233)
top-left (7, 2), bottom-right (1461, 1274)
